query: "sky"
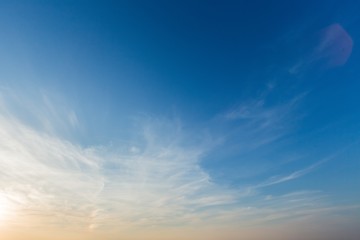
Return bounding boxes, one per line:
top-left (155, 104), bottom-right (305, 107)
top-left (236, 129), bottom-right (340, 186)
top-left (0, 1), bottom-right (360, 239)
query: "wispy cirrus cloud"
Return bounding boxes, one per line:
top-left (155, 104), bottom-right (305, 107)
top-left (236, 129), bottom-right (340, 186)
top-left (0, 90), bottom-right (238, 231)
top-left (256, 159), bottom-right (326, 188)
top-left (206, 89), bottom-right (309, 173)
top-left (0, 89), bottom-right (357, 239)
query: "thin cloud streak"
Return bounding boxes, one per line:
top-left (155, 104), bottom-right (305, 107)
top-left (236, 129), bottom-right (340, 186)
top-left (218, 91), bottom-right (308, 154)
top-left (256, 159), bottom-right (326, 188)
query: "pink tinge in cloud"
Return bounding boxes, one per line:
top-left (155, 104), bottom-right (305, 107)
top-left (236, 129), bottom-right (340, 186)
top-left (289, 23), bottom-right (353, 74)
top-left (315, 23), bottom-right (353, 67)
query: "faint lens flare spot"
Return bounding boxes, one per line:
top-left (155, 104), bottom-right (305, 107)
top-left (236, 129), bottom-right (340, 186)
top-left (289, 23), bottom-right (353, 74)
top-left (316, 23), bottom-right (353, 67)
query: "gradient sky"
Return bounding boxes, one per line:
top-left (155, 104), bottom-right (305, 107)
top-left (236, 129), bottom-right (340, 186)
top-left (0, 1), bottom-right (360, 240)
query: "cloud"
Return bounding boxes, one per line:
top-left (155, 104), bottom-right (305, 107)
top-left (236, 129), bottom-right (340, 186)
top-left (218, 91), bottom-right (307, 155)
top-left (256, 159), bottom-right (325, 188)
top-left (0, 91), bottom-right (238, 231)
top-left (224, 90), bottom-right (306, 123)
top-left (0, 89), bottom-right (357, 239)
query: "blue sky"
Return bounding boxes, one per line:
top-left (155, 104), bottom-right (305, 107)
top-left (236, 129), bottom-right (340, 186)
top-left (0, 1), bottom-right (360, 239)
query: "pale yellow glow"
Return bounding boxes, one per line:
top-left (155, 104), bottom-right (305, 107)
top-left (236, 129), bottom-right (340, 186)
top-left (0, 194), bottom-right (10, 225)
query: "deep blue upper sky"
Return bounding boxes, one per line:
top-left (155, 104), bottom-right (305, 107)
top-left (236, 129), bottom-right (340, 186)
top-left (0, 1), bottom-right (359, 235)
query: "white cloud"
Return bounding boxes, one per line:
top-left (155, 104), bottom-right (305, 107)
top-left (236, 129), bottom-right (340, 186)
top-left (0, 89), bottom-right (356, 234)
top-left (256, 160), bottom-right (325, 188)
top-left (216, 91), bottom-right (308, 157)
top-left (0, 92), bottom-right (237, 230)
